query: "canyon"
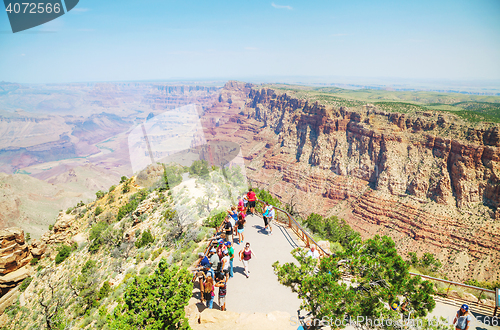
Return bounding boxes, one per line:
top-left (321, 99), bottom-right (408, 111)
top-left (200, 81), bottom-right (500, 282)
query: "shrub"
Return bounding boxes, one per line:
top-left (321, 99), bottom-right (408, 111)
top-left (88, 221), bottom-right (110, 253)
top-left (82, 260), bottom-right (97, 274)
top-left (151, 248), bottom-right (163, 261)
top-left (135, 229), bottom-right (154, 249)
top-left (203, 210), bottom-right (226, 228)
top-left (120, 176), bottom-right (128, 184)
top-left (96, 190), bottom-right (106, 199)
top-left (98, 281), bottom-right (111, 300)
top-left (66, 207), bottom-right (74, 214)
top-left (116, 189), bottom-right (149, 221)
top-left (122, 181), bottom-right (131, 193)
top-left (255, 188), bottom-right (281, 208)
top-left (171, 250), bottom-right (182, 264)
top-left (109, 185), bottom-right (116, 192)
top-left (108, 259), bottom-right (192, 329)
top-left (30, 258), bottom-right (39, 266)
top-left (55, 245), bottom-right (72, 264)
top-left (95, 206), bottom-right (104, 217)
top-left (188, 160), bottom-right (210, 178)
top-left (19, 277), bottom-right (33, 292)
top-left (49, 224), bottom-right (54, 231)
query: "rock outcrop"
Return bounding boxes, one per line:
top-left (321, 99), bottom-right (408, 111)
top-left (40, 212), bottom-right (78, 247)
top-left (0, 228), bottom-right (33, 297)
top-left (0, 228), bottom-right (31, 275)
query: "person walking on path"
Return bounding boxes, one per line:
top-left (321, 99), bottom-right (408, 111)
top-left (226, 241), bottom-right (235, 278)
top-left (203, 273), bottom-right (215, 309)
top-left (453, 304), bottom-right (472, 330)
top-left (247, 189), bottom-right (256, 215)
top-left (215, 277), bottom-right (228, 311)
top-left (262, 202), bottom-right (274, 235)
top-left (239, 242), bottom-right (256, 278)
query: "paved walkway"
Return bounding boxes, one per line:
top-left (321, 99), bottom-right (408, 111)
top-left (225, 214), bottom-right (302, 317)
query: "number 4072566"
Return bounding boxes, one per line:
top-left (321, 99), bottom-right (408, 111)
top-left (5, 2), bottom-right (61, 14)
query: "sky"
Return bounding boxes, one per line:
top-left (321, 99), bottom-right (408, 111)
top-left (0, 0), bottom-right (499, 84)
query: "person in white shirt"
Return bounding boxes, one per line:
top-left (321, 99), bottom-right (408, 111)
top-left (306, 245), bottom-right (320, 259)
top-left (221, 250), bottom-right (230, 281)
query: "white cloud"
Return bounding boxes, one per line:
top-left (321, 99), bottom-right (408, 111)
top-left (20, 54), bottom-right (25, 56)
top-left (271, 3), bottom-right (293, 10)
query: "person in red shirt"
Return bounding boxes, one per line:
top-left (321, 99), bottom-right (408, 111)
top-left (246, 189), bottom-right (256, 215)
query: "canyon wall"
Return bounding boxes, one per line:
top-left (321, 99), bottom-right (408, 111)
top-left (201, 82), bottom-right (500, 282)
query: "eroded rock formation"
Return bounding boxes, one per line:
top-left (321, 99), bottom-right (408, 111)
top-left (0, 228), bottom-right (34, 297)
top-left (200, 82), bottom-right (500, 281)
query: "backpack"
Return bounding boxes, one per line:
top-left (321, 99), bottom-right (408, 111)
top-left (456, 312), bottom-right (468, 330)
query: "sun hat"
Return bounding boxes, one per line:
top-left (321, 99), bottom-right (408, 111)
top-left (461, 304), bottom-right (469, 311)
top-left (223, 250), bottom-right (228, 254)
top-left (198, 252), bottom-right (204, 257)
top-left (210, 248), bottom-right (216, 253)
top-left (225, 241), bottom-right (231, 246)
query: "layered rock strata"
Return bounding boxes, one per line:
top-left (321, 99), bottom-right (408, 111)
top-left (200, 82), bottom-right (500, 281)
top-left (0, 228), bottom-right (33, 296)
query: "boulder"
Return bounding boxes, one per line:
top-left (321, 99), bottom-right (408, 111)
top-left (30, 239), bottom-right (46, 258)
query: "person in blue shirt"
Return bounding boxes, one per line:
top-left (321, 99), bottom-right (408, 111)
top-left (198, 252), bottom-right (210, 268)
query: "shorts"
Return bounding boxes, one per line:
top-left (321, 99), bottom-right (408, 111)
top-left (248, 201), bottom-right (256, 208)
top-left (263, 216), bottom-right (269, 227)
top-left (242, 259), bottom-right (249, 268)
top-left (238, 228), bottom-right (244, 233)
top-left (223, 269), bottom-right (229, 275)
top-left (219, 295), bottom-right (226, 305)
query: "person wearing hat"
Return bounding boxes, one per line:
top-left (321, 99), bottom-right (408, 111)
top-left (194, 253), bottom-right (210, 302)
top-left (453, 304), bottom-right (471, 330)
top-left (225, 241), bottom-right (235, 278)
top-left (198, 252), bottom-right (210, 268)
top-left (209, 247), bottom-right (219, 273)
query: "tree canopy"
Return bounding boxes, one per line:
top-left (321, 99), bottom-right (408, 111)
top-left (273, 235), bottom-right (436, 329)
top-left (108, 258), bottom-right (193, 330)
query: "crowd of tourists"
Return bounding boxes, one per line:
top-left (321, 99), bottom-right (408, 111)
top-left (193, 188), bottom-right (320, 311)
top-left (192, 189), bottom-right (275, 311)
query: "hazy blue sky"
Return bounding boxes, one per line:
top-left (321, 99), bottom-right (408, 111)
top-left (0, 0), bottom-right (499, 83)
